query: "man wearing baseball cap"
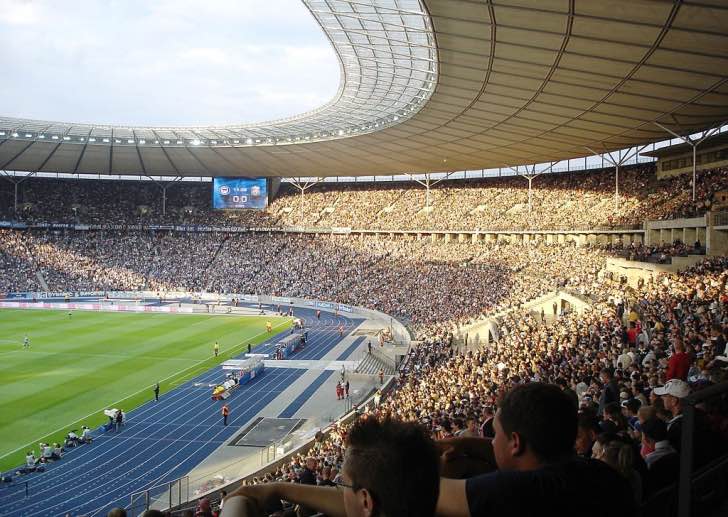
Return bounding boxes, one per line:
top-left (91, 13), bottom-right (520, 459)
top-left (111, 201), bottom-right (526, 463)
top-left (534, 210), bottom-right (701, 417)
top-left (654, 379), bottom-right (691, 452)
top-left (653, 379), bottom-right (721, 467)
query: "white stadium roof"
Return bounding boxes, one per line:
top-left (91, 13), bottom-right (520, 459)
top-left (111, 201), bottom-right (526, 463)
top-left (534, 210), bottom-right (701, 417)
top-left (1, 0), bottom-right (728, 178)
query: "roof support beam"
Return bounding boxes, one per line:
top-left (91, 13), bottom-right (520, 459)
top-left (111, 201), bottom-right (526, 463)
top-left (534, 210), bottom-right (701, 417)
top-left (1, 170), bottom-right (37, 215)
top-left (289, 177), bottom-right (324, 225)
top-left (406, 172), bottom-right (452, 208)
top-left (144, 175), bottom-right (183, 216)
top-left (654, 121), bottom-right (725, 201)
top-left (507, 162), bottom-right (557, 214)
top-left (586, 144), bottom-right (649, 213)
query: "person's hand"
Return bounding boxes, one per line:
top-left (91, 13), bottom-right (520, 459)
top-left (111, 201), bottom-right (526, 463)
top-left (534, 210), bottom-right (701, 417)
top-left (438, 437), bottom-right (468, 462)
top-left (437, 437), bottom-right (497, 479)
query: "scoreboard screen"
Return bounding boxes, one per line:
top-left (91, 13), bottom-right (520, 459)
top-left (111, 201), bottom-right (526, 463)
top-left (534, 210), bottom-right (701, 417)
top-left (212, 177), bottom-right (268, 210)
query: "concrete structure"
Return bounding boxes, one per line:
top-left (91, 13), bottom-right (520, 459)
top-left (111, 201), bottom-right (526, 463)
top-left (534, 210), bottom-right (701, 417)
top-left (456, 290), bottom-right (593, 349)
top-left (644, 216), bottom-right (708, 248)
top-left (644, 132), bottom-right (728, 179)
top-left (606, 256), bottom-right (707, 289)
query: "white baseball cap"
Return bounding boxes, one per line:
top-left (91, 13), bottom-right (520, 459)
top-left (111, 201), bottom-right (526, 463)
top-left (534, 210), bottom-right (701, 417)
top-left (653, 379), bottom-right (690, 398)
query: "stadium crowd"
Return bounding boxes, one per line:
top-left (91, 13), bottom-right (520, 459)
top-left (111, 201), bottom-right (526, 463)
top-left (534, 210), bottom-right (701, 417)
top-left (2, 165), bottom-right (728, 232)
top-left (213, 256), bottom-right (728, 517)
top-left (0, 230), bottom-right (608, 334)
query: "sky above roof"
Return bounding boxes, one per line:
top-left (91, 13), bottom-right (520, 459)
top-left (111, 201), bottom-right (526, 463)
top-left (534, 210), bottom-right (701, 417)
top-left (0, 0), bottom-right (340, 127)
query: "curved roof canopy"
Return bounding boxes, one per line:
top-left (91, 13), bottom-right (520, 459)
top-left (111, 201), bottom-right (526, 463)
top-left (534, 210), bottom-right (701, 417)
top-left (1, 0), bottom-right (728, 178)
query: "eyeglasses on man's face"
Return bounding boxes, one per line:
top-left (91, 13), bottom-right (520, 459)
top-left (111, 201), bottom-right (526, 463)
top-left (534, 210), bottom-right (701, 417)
top-left (334, 480), bottom-right (356, 491)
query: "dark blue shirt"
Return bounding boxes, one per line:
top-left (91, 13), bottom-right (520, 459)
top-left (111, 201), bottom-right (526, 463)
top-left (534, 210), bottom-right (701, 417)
top-left (465, 457), bottom-right (636, 517)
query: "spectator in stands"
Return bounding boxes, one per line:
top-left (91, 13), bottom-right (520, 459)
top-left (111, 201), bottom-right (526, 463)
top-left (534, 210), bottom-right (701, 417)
top-left (598, 368), bottom-right (620, 415)
top-left (107, 508), bottom-right (127, 517)
top-left (222, 417), bottom-right (440, 517)
top-left (654, 378), bottom-right (723, 468)
top-left (436, 383), bottom-right (635, 517)
top-left (592, 433), bottom-right (643, 503)
top-left (299, 457), bottom-right (317, 485)
top-left (195, 496), bottom-right (213, 517)
top-left (319, 466), bottom-right (336, 487)
top-left (666, 338), bottom-right (691, 381)
top-left (575, 412), bottom-right (601, 459)
top-left (654, 379), bottom-right (691, 451)
top-left (640, 417), bottom-right (679, 496)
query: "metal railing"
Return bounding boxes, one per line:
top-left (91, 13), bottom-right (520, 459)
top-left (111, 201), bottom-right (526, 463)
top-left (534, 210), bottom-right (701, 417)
top-left (713, 211), bottom-right (728, 227)
top-left (641, 381), bottom-right (728, 517)
top-left (128, 476), bottom-right (189, 517)
top-left (677, 382), bottom-right (728, 517)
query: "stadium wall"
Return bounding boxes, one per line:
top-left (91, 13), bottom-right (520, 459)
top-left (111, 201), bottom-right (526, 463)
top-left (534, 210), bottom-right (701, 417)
top-left (607, 256), bottom-right (709, 289)
top-left (643, 215), bottom-right (708, 247)
top-left (456, 290), bottom-right (593, 349)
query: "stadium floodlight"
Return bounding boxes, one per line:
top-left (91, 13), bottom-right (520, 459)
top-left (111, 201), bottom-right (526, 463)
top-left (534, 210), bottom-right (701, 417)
top-left (154, 140), bottom-right (159, 144)
top-left (163, 140), bottom-right (170, 144)
top-left (63, 136), bottom-right (71, 140)
top-left (139, 139), bottom-right (146, 144)
top-left (127, 139), bottom-right (134, 144)
top-left (338, 130), bottom-right (344, 136)
top-left (115, 139), bottom-right (122, 143)
top-left (89, 137), bottom-right (97, 142)
top-left (102, 138), bottom-right (109, 143)
top-left (176, 140), bottom-right (183, 144)
top-left (210, 140), bottom-right (217, 144)
top-left (38, 134), bottom-right (45, 139)
top-left (0, 131), bottom-right (5, 136)
top-left (51, 135), bottom-right (58, 140)
top-left (12, 132), bottom-right (19, 137)
top-left (246, 138), bottom-right (253, 145)
top-left (233, 139), bottom-right (240, 144)
top-left (192, 139), bottom-right (201, 145)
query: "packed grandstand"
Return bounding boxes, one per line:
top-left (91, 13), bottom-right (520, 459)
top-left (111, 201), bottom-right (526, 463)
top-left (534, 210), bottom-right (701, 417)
top-left (3, 0), bottom-right (728, 516)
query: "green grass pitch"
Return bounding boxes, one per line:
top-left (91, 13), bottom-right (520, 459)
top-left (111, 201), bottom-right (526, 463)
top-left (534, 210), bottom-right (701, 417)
top-left (0, 308), bottom-right (291, 472)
